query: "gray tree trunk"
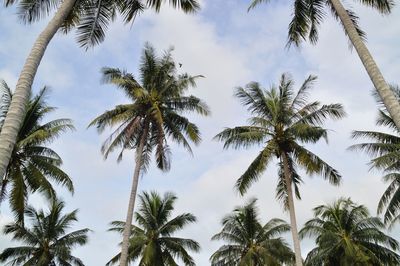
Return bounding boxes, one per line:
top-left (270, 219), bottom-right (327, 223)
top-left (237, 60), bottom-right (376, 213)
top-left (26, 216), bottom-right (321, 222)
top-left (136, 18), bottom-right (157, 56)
top-left (0, 0), bottom-right (77, 180)
top-left (282, 152), bottom-right (303, 266)
top-left (119, 132), bottom-right (147, 266)
top-left (330, 0), bottom-right (400, 129)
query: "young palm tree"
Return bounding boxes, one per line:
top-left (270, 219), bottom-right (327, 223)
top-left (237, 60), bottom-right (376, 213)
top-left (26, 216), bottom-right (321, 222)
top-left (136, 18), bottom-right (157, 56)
top-left (300, 198), bottom-right (400, 265)
top-left (350, 85), bottom-right (400, 226)
top-left (210, 198), bottom-right (294, 266)
top-left (0, 198), bottom-right (89, 265)
top-left (0, 0), bottom-right (200, 194)
top-left (89, 44), bottom-right (209, 266)
top-left (0, 82), bottom-right (74, 223)
top-left (249, 0), bottom-right (400, 131)
top-left (106, 191), bottom-right (200, 266)
top-left (215, 73), bottom-right (345, 266)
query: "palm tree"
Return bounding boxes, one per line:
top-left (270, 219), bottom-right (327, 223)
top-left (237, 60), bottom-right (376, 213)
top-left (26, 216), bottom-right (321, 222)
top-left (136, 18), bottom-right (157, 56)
top-left (215, 73), bottom-right (345, 266)
top-left (210, 198), bottom-right (294, 266)
top-left (0, 198), bottom-right (90, 265)
top-left (300, 198), bottom-right (400, 265)
top-left (106, 191), bottom-right (200, 266)
top-left (0, 0), bottom-right (200, 195)
top-left (89, 44), bottom-right (209, 266)
top-left (248, 0), bottom-right (400, 132)
top-left (0, 82), bottom-right (74, 223)
top-left (350, 85), bottom-right (400, 226)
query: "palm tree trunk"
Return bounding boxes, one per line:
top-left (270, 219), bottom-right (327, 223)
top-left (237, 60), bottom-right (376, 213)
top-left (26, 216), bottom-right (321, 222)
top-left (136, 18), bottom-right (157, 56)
top-left (0, 0), bottom-right (77, 181)
top-left (119, 133), bottom-right (147, 266)
top-left (330, 0), bottom-right (400, 129)
top-left (281, 152), bottom-right (303, 266)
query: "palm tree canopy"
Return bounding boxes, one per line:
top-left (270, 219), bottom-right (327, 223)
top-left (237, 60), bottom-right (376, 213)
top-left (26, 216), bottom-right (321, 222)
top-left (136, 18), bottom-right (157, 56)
top-left (300, 198), bottom-right (400, 266)
top-left (350, 85), bottom-right (400, 225)
top-left (4, 0), bottom-right (200, 49)
top-left (89, 43), bottom-right (209, 173)
top-left (215, 73), bottom-right (344, 207)
top-left (0, 83), bottom-right (74, 223)
top-left (106, 191), bottom-right (200, 265)
top-left (248, 0), bottom-right (394, 46)
top-left (210, 198), bottom-right (294, 266)
top-left (0, 198), bottom-right (90, 266)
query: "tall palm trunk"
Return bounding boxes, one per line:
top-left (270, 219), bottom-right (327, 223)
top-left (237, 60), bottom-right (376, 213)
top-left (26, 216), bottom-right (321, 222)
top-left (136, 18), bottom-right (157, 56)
top-left (0, 0), bottom-right (77, 181)
top-left (330, 0), bottom-right (400, 129)
top-left (281, 152), bottom-right (303, 266)
top-left (119, 131), bottom-right (147, 266)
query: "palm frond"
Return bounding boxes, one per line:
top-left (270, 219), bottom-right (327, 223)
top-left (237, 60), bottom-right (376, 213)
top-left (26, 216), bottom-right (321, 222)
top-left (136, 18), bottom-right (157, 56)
top-left (214, 126), bottom-right (269, 150)
top-left (293, 144), bottom-right (341, 185)
top-left (357, 0), bottom-right (393, 14)
top-left (76, 0), bottom-right (117, 49)
top-left (235, 145), bottom-right (275, 195)
top-left (17, 0), bottom-right (59, 24)
top-left (1, 198), bottom-right (88, 265)
top-left (287, 0), bottom-right (310, 47)
top-left (248, 0), bottom-right (270, 11)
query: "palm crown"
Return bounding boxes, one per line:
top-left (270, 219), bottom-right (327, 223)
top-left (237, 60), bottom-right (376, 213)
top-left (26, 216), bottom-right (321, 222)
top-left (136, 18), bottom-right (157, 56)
top-left (0, 83), bottom-right (74, 223)
top-left (0, 198), bottom-right (90, 266)
top-left (210, 198), bottom-right (294, 266)
top-left (350, 85), bottom-right (400, 225)
top-left (249, 0), bottom-right (393, 46)
top-left (106, 191), bottom-right (200, 265)
top-left (89, 43), bottom-right (209, 171)
top-left (4, 0), bottom-right (200, 49)
top-left (300, 198), bottom-right (400, 265)
top-left (215, 73), bottom-right (344, 205)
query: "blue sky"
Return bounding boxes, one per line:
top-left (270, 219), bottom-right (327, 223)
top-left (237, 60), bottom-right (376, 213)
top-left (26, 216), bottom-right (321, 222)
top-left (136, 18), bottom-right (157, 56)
top-left (1, 0), bottom-right (400, 265)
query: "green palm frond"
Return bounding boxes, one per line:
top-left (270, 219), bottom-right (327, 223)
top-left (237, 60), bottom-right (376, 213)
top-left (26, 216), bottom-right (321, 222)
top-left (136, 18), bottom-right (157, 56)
top-left (210, 198), bottom-right (294, 265)
top-left (146, 0), bottom-right (200, 13)
top-left (351, 85), bottom-right (400, 225)
top-left (214, 126), bottom-right (268, 150)
top-left (293, 103), bottom-right (345, 126)
top-left (293, 143), bottom-right (341, 185)
top-left (216, 73), bottom-right (342, 200)
top-left (307, 0), bottom-right (326, 44)
top-left (357, 0), bottom-right (393, 14)
top-left (7, 0), bottom-right (200, 48)
top-left (287, 0), bottom-right (310, 47)
top-left (378, 173), bottom-right (400, 226)
top-left (107, 191), bottom-right (199, 265)
top-left (0, 198), bottom-right (89, 265)
top-left (17, 0), bottom-right (59, 24)
top-left (101, 67), bottom-right (143, 100)
top-left (0, 84), bottom-right (73, 224)
top-left (248, 0), bottom-right (270, 11)
top-left (235, 145), bottom-right (275, 195)
top-left (76, 0), bottom-right (118, 49)
top-left (300, 198), bottom-right (400, 265)
top-left (90, 44), bottom-right (209, 171)
top-left (291, 74), bottom-right (317, 110)
top-left (249, 0), bottom-right (395, 47)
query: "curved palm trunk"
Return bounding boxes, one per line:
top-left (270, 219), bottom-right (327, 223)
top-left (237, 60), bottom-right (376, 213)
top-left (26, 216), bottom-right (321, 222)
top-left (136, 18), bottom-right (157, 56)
top-left (330, 0), bottom-right (400, 129)
top-left (119, 134), bottom-right (147, 266)
top-left (281, 152), bottom-right (303, 266)
top-left (0, 0), bottom-right (77, 181)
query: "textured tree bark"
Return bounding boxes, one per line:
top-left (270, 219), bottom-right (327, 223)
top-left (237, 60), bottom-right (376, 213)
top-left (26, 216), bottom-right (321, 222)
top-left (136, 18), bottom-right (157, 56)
top-left (281, 152), bottom-right (303, 266)
top-left (330, 0), bottom-right (400, 129)
top-left (119, 130), bottom-right (147, 266)
top-left (0, 0), bottom-right (77, 181)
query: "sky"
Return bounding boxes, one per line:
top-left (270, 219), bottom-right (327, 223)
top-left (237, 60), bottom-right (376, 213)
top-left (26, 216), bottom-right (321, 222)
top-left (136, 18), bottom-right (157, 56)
top-left (1, 0), bottom-right (400, 265)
